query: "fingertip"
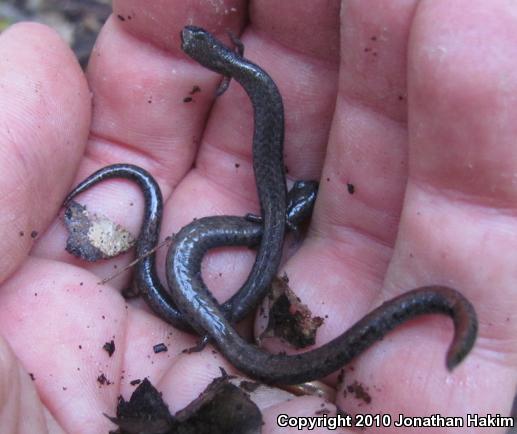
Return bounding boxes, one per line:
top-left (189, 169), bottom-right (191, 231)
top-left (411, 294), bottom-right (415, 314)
top-left (1, 21), bottom-right (77, 69)
top-left (0, 21), bottom-right (90, 112)
top-left (112, 0), bottom-right (244, 54)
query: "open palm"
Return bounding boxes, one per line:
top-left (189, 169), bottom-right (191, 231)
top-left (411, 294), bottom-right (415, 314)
top-left (0, 0), bottom-right (513, 432)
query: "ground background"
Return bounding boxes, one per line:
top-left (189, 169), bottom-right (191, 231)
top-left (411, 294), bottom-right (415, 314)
top-left (0, 0), bottom-right (111, 67)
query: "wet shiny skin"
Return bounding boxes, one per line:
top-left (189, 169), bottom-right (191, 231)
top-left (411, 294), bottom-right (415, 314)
top-left (64, 26), bottom-right (478, 386)
top-left (164, 26), bottom-right (478, 385)
top-left (64, 164), bottom-right (318, 332)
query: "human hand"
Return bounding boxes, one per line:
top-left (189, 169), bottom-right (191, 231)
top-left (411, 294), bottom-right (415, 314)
top-left (0, 0), bottom-right (512, 432)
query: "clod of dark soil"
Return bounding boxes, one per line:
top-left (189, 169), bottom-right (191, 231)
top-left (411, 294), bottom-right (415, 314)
top-left (103, 340), bottom-right (115, 357)
top-left (345, 380), bottom-right (372, 404)
top-left (107, 378), bottom-right (173, 434)
top-left (97, 373), bottom-right (113, 386)
top-left (153, 343), bottom-right (168, 354)
top-left (107, 374), bottom-right (262, 434)
top-left (259, 274), bottom-right (324, 348)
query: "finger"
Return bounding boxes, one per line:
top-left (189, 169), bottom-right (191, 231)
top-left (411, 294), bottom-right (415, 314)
top-left (345, 0), bottom-right (516, 421)
top-left (156, 353), bottom-right (338, 434)
top-left (261, 0), bottom-right (414, 373)
top-left (0, 258), bottom-right (126, 432)
top-left (0, 23), bottom-right (90, 285)
top-left (158, 351), bottom-right (239, 412)
top-left (117, 304), bottom-right (201, 398)
top-left (87, 0), bottom-right (245, 176)
top-left (35, 0), bottom-right (247, 285)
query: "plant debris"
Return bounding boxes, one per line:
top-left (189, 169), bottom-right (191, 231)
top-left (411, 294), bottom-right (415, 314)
top-left (107, 374), bottom-right (263, 434)
top-left (98, 373), bottom-right (113, 386)
top-left (99, 235), bottom-right (173, 285)
top-left (259, 274), bottom-right (324, 348)
top-left (107, 378), bottom-right (173, 434)
top-left (103, 340), bottom-right (115, 357)
top-left (239, 380), bottom-right (261, 393)
top-left (344, 380), bottom-right (372, 404)
top-left (153, 343), bottom-right (168, 354)
top-left (63, 200), bottom-right (135, 262)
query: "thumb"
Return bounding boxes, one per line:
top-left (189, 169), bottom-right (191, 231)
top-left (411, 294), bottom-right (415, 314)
top-left (0, 22), bottom-right (90, 285)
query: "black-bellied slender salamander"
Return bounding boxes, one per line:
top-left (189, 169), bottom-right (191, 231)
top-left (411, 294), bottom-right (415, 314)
top-left (180, 25), bottom-right (288, 323)
top-left (63, 164), bottom-right (318, 333)
top-left (162, 26), bottom-right (478, 385)
top-left (166, 224), bottom-right (477, 384)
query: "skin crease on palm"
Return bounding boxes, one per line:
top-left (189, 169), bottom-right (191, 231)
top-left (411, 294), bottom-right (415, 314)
top-left (0, 0), bottom-right (515, 432)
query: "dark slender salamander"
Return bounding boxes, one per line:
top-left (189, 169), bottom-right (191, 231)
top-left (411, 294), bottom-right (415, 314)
top-left (65, 27), bottom-right (295, 330)
top-left (166, 224), bottom-right (478, 384)
top-left (180, 26), bottom-right (287, 323)
top-left (162, 25), bottom-right (479, 386)
top-left (63, 164), bottom-right (318, 332)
